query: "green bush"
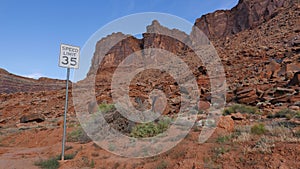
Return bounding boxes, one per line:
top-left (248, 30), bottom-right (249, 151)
top-left (34, 158), bottom-right (59, 169)
top-left (251, 123), bottom-right (267, 135)
top-left (90, 159), bottom-right (95, 168)
top-left (98, 103), bottom-right (115, 113)
top-left (67, 127), bottom-right (91, 144)
top-left (216, 135), bottom-right (231, 143)
top-left (213, 146), bottom-right (229, 157)
top-left (296, 112), bottom-right (300, 118)
top-left (156, 160), bottom-right (168, 169)
top-left (56, 152), bottom-right (77, 160)
top-left (268, 109), bottom-right (300, 119)
top-left (295, 129), bottom-right (300, 138)
top-left (223, 104), bottom-right (258, 115)
top-left (112, 162), bottom-right (120, 169)
top-left (108, 143), bottom-right (116, 151)
top-left (131, 117), bottom-right (171, 138)
top-left (276, 109), bottom-right (294, 118)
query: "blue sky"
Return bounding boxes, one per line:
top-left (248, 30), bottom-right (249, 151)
top-left (0, 0), bottom-right (238, 81)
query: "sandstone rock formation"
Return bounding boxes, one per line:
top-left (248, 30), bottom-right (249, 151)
top-left (0, 68), bottom-right (67, 94)
top-left (79, 0), bottom-right (300, 114)
top-left (193, 0), bottom-right (296, 39)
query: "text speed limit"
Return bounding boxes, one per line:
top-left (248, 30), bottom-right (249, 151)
top-left (59, 44), bottom-right (80, 69)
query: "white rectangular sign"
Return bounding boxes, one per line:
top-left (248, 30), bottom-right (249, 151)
top-left (59, 44), bottom-right (80, 69)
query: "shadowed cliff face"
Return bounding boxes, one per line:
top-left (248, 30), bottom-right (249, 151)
top-left (192, 0), bottom-right (296, 39)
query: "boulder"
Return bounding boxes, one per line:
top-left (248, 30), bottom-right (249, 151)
top-left (290, 94), bottom-right (300, 103)
top-left (226, 91), bottom-right (235, 102)
top-left (0, 118), bottom-right (6, 124)
top-left (238, 94), bottom-right (258, 105)
top-left (287, 71), bottom-right (300, 86)
top-left (217, 116), bottom-right (234, 132)
top-left (235, 87), bottom-right (258, 105)
top-left (231, 112), bottom-right (246, 120)
top-left (104, 110), bottom-right (135, 133)
top-left (198, 101), bottom-right (210, 111)
top-left (288, 106), bottom-right (299, 111)
top-left (291, 37), bottom-right (300, 47)
top-left (270, 95), bottom-right (291, 104)
top-left (293, 101), bottom-right (300, 106)
top-left (265, 60), bottom-right (281, 79)
top-left (274, 87), bottom-right (295, 97)
top-left (20, 113), bottom-right (45, 123)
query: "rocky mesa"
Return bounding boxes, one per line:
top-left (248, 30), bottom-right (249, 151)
top-left (0, 68), bottom-right (68, 94)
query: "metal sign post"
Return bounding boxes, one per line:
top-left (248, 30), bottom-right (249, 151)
top-left (61, 67), bottom-right (70, 161)
top-left (59, 44), bottom-right (80, 161)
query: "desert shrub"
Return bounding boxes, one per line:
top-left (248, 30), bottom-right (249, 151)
top-left (64, 153), bottom-right (76, 160)
top-left (156, 160), bottom-right (168, 169)
top-left (223, 104), bottom-right (258, 115)
top-left (112, 162), bottom-right (120, 169)
top-left (34, 158), bottom-right (59, 169)
top-left (203, 156), bottom-right (221, 169)
top-left (131, 123), bottom-right (159, 138)
top-left (157, 117), bottom-right (171, 129)
top-left (108, 143), bottom-right (116, 151)
top-left (98, 103), bottom-right (115, 113)
top-left (79, 156), bottom-right (91, 168)
top-left (275, 109), bottom-right (294, 118)
top-left (216, 135), bottom-right (232, 143)
top-left (90, 159), bottom-right (95, 168)
top-left (67, 127), bottom-right (91, 144)
top-left (268, 109), bottom-right (300, 119)
top-left (268, 125), bottom-right (291, 137)
top-left (296, 112), bottom-right (300, 118)
top-left (295, 129), bottom-right (300, 138)
top-left (131, 117), bottom-right (171, 138)
top-left (169, 150), bottom-right (186, 159)
top-left (233, 132), bottom-right (252, 143)
top-left (56, 152), bottom-right (77, 160)
top-left (213, 146), bottom-right (229, 157)
top-left (253, 136), bottom-right (274, 154)
top-left (251, 123), bottom-right (267, 135)
top-left (277, 121), bottom-right (299, 129)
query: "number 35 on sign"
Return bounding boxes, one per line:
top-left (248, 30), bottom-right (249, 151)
top-left (59, 44), bottom-right (80, 69)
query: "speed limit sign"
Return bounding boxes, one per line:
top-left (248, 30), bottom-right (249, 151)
top-left (59, 44), bottom-right (80, 69)
top-left (59, 43), bottom-right (80, 161)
